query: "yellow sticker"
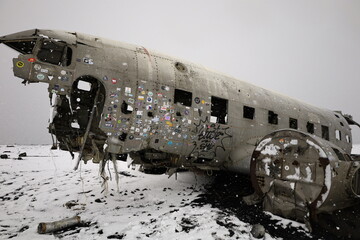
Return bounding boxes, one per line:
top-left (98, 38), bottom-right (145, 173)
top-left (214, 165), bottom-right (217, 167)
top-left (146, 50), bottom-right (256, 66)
top-left (201, 100), bottom-right (205, 104)
top-left (16, 61), bottom-right (25, 68)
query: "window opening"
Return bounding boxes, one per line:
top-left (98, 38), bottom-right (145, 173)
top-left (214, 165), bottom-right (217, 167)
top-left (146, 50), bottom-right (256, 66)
top-left (243, 106), bottom-right (255, 119)
top-left (77, 81), bottom-right (92, 91)
top-left (268, 111), bottom-right (278, 125)
top-left (289, 118), bottom-right (298, 129)
top-left (307, 122), bottom-right (314, 134)
top-left (3, 39), bottom-right (37, 54)
top-left (211, 96), bottom-right (228, 124)
top-left (346, 135), bottom-right (351, 143)
top-left (174, 89), bottom-right (192, 107)
top-left (335, 130), bottom-right (341, 141)
top-left (174, 62), bottom-right (187, 73)
top-left (332, 148), bottom-right (345, 161)
top-left (121, 101), bottom-right (133, 114)
top-left (37, 39), bottom-right (72, 66)
top-left (321, 125), bottom-right (329, 140)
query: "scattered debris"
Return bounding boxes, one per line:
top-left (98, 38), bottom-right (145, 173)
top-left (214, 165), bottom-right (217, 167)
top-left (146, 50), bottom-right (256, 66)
top-left (64, 200), bottom-right (78, 209)
top-left (18, 225), bottom-right (29, 233)
top-left (37, 216), bottom-right (81, 234)
top-left (178, 217), bottom-right (199, 233)
top-left (251, 224), bottom-right (265, 239)
top-left (118, 171), bottom-right (136, 177)
top-left (107, 232), bottom-right (125, 239)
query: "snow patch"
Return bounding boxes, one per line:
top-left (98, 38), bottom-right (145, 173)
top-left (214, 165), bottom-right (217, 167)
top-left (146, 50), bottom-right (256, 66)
top-left (304, 166), bottom-right (313, 182)
top-left (317, 164), bottom-right (332, 208)
top-left (306, 139), bottom-right (327, 158)
top-left (256, 138), bottom-right (272, 151)
top-left (265, 211), bottom-right (310, 234)
top-left (261, 144), bottom-right (280, 156)
top-left (286, 167), bottom-right (300, 180)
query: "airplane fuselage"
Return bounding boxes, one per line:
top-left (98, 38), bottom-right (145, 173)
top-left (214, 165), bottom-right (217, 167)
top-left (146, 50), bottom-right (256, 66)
top-left (1, 29), bottom-right (359, 225)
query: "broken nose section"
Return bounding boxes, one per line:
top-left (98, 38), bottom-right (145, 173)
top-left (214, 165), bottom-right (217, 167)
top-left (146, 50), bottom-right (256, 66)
top-left (0, 29), bottom-right (39, 41)
top-left (0, 29), bottom-right (39, 54)
top-left (1, 29), bottom-right (74, 94)
top-left (0, 30), bottom-right (39, 83)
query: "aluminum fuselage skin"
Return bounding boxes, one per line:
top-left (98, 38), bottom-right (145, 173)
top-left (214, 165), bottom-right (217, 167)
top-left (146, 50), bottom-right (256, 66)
top-left (0, 29), bottom-right (353, 174)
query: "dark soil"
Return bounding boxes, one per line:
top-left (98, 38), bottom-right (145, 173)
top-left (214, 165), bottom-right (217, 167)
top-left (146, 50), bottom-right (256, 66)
top-left (192, 172), bottom-right (360, 239)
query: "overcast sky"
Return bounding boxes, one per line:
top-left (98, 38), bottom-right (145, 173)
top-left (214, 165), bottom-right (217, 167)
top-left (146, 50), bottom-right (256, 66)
top-left (0, 0), bottom-right (359, 144)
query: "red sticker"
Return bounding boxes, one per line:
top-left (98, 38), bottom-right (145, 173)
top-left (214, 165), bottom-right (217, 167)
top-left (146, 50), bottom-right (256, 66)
top-left (28, 58), bottom-right (36, 63)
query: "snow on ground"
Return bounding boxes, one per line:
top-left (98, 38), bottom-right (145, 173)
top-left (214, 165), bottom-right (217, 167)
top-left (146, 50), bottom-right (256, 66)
top-left (0, 145), bottom-right (276, 240)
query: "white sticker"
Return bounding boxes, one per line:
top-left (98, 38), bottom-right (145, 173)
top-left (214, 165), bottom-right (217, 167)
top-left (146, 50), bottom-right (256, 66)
top-left (125, 87), bottom-right (131, 93)
top-left (37, 73), bottom-right (45, 81)
top-left (34, 64), bottom-right (41, 71)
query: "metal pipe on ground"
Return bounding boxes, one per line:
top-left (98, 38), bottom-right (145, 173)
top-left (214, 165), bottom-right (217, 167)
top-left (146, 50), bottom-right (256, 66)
top-left (37, 216), bottom-right (81, 234)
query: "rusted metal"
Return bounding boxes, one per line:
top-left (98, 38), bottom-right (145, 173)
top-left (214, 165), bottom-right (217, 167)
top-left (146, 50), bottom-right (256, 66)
top-left (250, 129), bottom-right (360, 223)
top-left (37, 216), bottom-right (81, 234)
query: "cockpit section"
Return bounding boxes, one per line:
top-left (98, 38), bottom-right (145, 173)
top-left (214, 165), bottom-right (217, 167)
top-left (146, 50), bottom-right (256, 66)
top-left (37, 39), bottom-right (72, 67)
top-left (0, 29), bottom-right (109, 163)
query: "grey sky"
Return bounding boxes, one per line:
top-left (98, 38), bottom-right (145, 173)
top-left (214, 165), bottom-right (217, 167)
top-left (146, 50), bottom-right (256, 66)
top-left (0, 0), bottom-right (359, 144)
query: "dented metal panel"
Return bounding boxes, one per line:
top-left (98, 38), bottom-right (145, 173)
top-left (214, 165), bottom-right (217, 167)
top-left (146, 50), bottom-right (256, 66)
top-left (250, 129), bottom-right (360, 222)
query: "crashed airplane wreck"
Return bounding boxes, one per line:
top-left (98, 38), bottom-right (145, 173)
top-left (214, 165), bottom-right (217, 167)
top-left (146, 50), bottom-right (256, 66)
top-left (1, 29), bottom-right (360, 228)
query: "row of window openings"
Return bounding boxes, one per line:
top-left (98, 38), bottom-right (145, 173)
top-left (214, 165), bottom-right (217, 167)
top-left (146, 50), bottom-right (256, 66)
top-left (243, 105), bottom-right (350, 143)
top-left (125, 88), bottom-right (350, 143)
top-left (121, 88), bottom-right (229, 124)
top-left (174, 89), bottom-right (228, 124)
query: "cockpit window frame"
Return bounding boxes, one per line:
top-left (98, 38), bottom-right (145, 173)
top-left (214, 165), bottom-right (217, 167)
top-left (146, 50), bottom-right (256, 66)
top-left (2, 38), bottom-right (38, 55)
top-left (36, 38), bottom-right (73, 67)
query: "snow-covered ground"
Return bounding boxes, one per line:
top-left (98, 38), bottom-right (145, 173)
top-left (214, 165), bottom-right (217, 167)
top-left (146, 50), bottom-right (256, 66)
top-left (1, 145), bottom-right (359, 239)
top-left (0, 145), bottom-right (278, 240)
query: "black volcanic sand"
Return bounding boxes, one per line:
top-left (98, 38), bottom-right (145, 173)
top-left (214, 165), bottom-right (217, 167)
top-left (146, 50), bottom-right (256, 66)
top-left (191, 172), bottom-right (360, 239)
